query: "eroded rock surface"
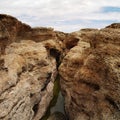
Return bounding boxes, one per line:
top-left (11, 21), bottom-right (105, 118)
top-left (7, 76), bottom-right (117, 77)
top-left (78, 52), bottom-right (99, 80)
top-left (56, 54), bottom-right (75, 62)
top-left (0, 40), bottom-right (57, 120)
top-left (59, 27), bottom-right (120, 120)
top-left (0, 14), bottom-right (67, 55)
top-left (0, 14), bottom-right (120, 120)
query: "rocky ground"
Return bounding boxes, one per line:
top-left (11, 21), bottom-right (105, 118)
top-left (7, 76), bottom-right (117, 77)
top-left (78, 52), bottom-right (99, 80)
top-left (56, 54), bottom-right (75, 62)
top-left (0, 14), bottom-right (120, 120)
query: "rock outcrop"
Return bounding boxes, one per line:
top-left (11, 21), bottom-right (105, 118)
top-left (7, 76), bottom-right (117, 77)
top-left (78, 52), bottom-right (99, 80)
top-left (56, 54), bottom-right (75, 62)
top-left (59, 27), bottom-right (120, 120)
top-left (0, 14), bottom-right (31, 54)
top-left (0, 14), bottom-right (67, 55)
top-left (0, 14), bottom-right (120, 120)
top-left (0, 14), bottom-right (65, 120)
top-left (0, 40), bottom-right (58, 120)
top-left (106, 23), bottom-right (120, 29)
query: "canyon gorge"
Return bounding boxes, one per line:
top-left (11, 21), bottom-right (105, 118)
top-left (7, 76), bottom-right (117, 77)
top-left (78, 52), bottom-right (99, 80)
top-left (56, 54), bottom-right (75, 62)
top-left (0, 14), bottom-right (120, 120)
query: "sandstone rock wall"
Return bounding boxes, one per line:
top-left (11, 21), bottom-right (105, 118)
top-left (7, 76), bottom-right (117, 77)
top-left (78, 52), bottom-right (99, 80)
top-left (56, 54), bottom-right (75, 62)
top-left (0, 14), bottom-right (32, 54)
top-left (0, 40), bottom-right (58, 120)
top-left (0, 14), bottom-right (120, 120)
top-left (0, 14), bottom-right (66, 120)
top-left (59, 26), bottom-right (120, 120)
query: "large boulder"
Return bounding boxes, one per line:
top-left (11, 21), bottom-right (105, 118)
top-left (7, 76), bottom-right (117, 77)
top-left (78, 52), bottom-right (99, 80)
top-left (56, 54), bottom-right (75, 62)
top-left (59, 27), bottom-right (120, 120)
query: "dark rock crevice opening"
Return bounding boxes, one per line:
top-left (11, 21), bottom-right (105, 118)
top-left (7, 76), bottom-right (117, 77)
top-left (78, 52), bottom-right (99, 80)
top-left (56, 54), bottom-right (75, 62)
top-left (105, 96), bottom-right (120, 111)
top-left (32, 103), bottom-right (39, 117)
top-left (49, 48), bottom-right (61, 67)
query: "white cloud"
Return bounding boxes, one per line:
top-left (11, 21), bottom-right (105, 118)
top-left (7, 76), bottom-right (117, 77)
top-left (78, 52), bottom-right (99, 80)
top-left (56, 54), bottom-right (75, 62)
top-left (0, 0), bottom-right (120, 32)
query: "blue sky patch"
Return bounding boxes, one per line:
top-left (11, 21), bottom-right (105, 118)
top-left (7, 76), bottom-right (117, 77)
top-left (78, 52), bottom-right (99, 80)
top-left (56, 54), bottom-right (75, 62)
top-left (102, 6), bottom-right (120, 13)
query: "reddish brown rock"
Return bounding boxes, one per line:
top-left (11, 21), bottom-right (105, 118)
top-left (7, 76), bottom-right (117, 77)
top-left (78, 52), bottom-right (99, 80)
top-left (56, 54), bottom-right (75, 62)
top-left (0, 14), bottom-right (68, 55)
top-left (59, 27), bottom-right (120, 120)
top-left (0, 14), bottom-right (31, 40)
top-left (106, 23), bottom-right (120, 29)
top-left (0, 14), bottom-right (31, 54)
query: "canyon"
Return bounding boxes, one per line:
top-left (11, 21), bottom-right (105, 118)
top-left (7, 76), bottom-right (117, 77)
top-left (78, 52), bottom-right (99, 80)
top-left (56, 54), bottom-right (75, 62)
top-left (0, 14), bottom-right (120, 120)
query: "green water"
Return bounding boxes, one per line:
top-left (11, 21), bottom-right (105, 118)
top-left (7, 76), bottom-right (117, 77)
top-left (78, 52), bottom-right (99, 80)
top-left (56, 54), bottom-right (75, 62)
top-left (41, 76), bottom-right (65, 120)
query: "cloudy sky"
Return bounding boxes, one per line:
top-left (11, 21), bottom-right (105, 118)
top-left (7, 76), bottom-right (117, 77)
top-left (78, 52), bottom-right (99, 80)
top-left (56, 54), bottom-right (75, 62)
top-left (0, 0), bottom-right (120, 32)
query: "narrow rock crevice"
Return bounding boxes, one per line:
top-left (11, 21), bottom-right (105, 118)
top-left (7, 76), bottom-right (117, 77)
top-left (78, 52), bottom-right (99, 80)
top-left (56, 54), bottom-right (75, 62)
top-left (41, 73), bottom-right (52, 91)
top-left (49, 48), bottom-right (61, 67)
top-left (32, 103), bottom-right (39, 117)
top-left (105, 96), bottom-right (120, 111)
